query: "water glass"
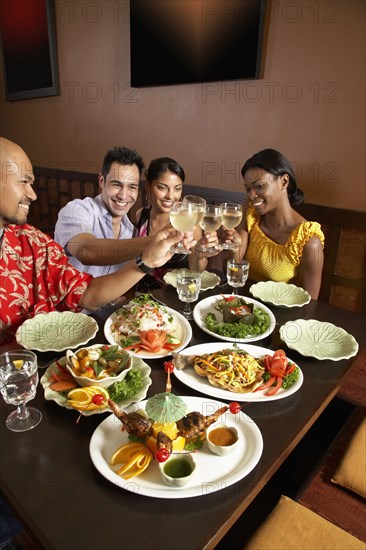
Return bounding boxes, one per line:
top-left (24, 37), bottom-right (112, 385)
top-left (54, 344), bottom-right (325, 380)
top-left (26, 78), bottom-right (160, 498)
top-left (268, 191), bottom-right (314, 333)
top-left (0, 350), bottom-right (42, 432)
top-left (176, 271), bottom-right (202, 320)
top-left (226, 260), bottom-right (250, 295)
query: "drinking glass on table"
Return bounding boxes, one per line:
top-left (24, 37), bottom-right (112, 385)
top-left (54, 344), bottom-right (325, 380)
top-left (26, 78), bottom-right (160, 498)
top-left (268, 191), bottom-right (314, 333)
top-left (176, 270), bottom-right (202, 320)
top-left (226, 259), bottom-right (250, 295)
top-left (220, 202), bottom-right (243, 250)
top-left (169, 201), bottom-right (198, 254)
top-left (196, 204), bottom-right (223, 254)
top-left (0, 350), bottom-right (42, 432)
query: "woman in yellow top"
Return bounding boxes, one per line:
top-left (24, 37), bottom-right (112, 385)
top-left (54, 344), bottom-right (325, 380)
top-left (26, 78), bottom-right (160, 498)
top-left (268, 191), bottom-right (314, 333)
top-left (227, 149), bottom-right (324, 300)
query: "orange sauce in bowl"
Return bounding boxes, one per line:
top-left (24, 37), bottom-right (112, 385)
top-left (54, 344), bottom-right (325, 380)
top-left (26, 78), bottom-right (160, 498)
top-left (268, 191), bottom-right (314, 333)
top-left (208, 427), bottom-right (237, 447)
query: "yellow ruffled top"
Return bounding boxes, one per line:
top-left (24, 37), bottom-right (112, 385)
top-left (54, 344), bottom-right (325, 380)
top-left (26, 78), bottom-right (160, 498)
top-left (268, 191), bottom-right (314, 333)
top-left (245, 207), bottom-right (325, 284)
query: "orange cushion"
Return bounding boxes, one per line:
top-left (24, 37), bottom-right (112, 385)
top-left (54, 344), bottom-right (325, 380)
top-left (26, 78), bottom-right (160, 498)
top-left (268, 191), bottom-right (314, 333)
top-left (331, 416), bottom-right (366, 498)
top-left (243, 495), bottom-right (365, 549)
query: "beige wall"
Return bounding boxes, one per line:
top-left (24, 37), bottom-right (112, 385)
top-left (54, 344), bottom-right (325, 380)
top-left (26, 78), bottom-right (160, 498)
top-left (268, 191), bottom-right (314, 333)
top-left (0, 0), bottom-right (365, 211)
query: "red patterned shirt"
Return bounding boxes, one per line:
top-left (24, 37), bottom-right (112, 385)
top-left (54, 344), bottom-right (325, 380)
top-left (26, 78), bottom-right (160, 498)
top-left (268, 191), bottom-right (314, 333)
top-left (0, 224), bottom-right (93, 343)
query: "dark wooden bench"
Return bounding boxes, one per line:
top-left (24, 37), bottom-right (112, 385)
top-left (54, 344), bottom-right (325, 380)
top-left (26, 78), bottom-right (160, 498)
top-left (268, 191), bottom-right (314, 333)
top-left (28, 167), bottom-right (366, 314)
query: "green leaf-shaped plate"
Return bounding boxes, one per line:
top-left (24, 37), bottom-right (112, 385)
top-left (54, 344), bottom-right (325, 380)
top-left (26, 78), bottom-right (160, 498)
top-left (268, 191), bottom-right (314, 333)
top-left (16, 311), bottom-right (98, 352)
top-left (279, 319), bottom-right (359, 360)
top-left (250, 281), bottom-right (311, 308)
top-left (164, 269), bottom-right (220, 291)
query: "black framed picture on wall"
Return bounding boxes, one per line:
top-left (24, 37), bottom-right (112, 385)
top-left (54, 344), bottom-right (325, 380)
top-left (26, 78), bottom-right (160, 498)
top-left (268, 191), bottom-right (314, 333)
top-left (0, 0), bottom-right (59, 101)
top-left (130, 0), bottom-right (267, 87)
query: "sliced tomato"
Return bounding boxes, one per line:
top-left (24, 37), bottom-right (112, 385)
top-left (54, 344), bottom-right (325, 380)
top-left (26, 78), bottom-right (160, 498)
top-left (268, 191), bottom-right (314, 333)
top-left (273, 349), bottom-right (286, 357)
top-left (253, 376), bottom-right (276, 392)
top-left (285, 363), bottom-right (296, 375)
top-left (139, 330), bottom-right (167, 352)
top-left (265, 377), bottom-right (283, 396)
top-left (272, 350), bottom-right (288, 369)
top-left (270, 356), bottom-right (287, 372)
top-left (264, 355), bottom-right (272, 370)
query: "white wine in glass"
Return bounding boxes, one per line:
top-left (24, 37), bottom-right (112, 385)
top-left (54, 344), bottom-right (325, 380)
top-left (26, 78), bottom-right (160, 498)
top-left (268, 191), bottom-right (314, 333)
top-left (183, 195), bottom-right (206, 225)
top-left (169, 201), bottom-right (197, 254)
top-left (196, 204), bottom-right (223, 254)
top-left (220, 202), bottom-right (243, 249)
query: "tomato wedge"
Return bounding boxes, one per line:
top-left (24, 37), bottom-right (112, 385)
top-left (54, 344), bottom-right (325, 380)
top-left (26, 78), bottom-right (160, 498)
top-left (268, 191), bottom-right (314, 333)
top-left (139, 330), bottom-right (167, 352)
top-left (265, 377), bottom-right (283, 396)
top-left (253, 376), bottom-right (276, 392)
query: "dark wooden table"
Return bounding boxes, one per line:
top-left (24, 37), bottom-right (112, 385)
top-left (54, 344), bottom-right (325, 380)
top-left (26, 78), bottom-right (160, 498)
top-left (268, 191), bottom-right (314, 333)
top-left (1, 285), bottom-right (365, 550)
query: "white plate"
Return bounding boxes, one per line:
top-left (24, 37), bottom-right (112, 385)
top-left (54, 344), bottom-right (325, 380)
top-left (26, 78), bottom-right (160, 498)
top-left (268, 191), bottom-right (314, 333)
top-left (164, 269), bottom-right (221, 291)
top-left (250, 281), bottom-right (311, 308)
top-left (16, 311), bottom-right (98, 352)
top-left (193, 294), bottom-right (276, 343)
top-left (89, 396), bottom-right (263, 498)
top-left (40, 356), bottom-right (152, 415)
top-left (173, 343), bottom-right (303, 402)
top-left (280, 319), bottom-right (359, 361)
top-left (104, 306), bottom-right (192, 359)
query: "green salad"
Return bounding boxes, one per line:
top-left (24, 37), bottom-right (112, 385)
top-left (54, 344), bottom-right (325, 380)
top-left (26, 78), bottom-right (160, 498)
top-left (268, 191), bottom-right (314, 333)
top-left (204, 296), bottom-right (271, 339)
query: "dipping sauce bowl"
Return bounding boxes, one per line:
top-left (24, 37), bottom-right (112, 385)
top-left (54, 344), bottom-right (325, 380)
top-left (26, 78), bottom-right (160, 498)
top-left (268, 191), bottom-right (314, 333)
top-left (206, 423), bottom-right (239, 456)
top-left (159, 454), bottom-right (196, 487)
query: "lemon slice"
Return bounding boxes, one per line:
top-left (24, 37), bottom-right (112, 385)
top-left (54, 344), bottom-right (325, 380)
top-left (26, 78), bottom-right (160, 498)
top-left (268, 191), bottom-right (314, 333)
top-left (229, 267), bottom-right (239, 272)
top-left (13, 359), bottom-right (24, 370)
top-left (188, 283), bottom-right (197, 293)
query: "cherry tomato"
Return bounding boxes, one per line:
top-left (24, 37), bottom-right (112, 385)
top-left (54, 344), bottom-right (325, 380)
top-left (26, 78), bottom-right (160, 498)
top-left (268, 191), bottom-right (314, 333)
top-left (155, 448), bottom-right (170, 462)
top-left (164, 361), bottom-right (174, 374)
top-left (229, 402), bottom-right (241, 414)
top-left (92, 394), bottom-right (105, 405)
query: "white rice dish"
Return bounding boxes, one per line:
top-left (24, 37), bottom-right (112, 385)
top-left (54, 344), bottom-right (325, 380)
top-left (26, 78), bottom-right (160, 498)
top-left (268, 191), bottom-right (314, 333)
top-left (111, 296), bottom-right (180, 343)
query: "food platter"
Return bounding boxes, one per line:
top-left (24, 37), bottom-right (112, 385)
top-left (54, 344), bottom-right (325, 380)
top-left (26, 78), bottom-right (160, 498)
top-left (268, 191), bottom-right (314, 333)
top-left (279, 319), bottom-right (359, 361)
top-left (173, 343), bottom-right (303, 402)
top-left (40, 356), bottom-right (152, 415)
top-left (164, 269), bottom-right (221, 291)
top-left (249, 281), bottom-right (311, 308)
top-left (16, 311), bottom-right (98, 352)
top-left (89, 396), bottom-right (263, 498)
top-left (193, 294), bottom-right (276, 343)
top-left (104, 305), bottom-right (192, 359)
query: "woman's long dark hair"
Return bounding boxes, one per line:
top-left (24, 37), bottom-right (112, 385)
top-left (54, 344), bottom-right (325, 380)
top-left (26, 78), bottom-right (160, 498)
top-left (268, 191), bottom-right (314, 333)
top-left (146, 157), bottom-right (185, 183)
top-left (241, 148), bottom-right (304, 206)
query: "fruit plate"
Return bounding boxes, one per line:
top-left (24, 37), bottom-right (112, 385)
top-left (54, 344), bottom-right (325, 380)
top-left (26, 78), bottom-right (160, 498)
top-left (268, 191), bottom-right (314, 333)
top-left (104, 306), bottom-right (192, 359)
top-left (279, 319), bottom-right (359, 361)
top-left (40, 356), bottom-right (152, 416)
top-left (15, 311), bottom-right (98, 352)
top-left (173, 342), bottom-right (303, 402)
top-left (193, 294), bottom-right (276, 343)
top-left (250, 281), bottom-right (311, 308)
top-left (164, 269), bottom-right (221, 291)
top-left (89, 396), bottom-right (263, 498)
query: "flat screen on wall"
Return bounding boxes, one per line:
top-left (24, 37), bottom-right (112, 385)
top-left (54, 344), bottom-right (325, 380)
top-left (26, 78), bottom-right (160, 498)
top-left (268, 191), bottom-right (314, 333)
top-left (0, 0), bottom-right (59, 101)
top-left (130, 0), bottom-right (266, 87)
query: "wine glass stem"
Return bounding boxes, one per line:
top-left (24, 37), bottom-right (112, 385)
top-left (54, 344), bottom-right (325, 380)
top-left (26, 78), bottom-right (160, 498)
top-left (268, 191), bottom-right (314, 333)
top-left (16, 403), bottom-right (30, 420)
top-left (232, 287), bottom-right (238, 295)
top-left (184, 302), bottom-right (192, 316)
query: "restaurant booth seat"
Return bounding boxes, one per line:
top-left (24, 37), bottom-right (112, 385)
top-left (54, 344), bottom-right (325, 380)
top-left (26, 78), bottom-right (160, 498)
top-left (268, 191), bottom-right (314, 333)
top-left (242, 494), bottom-right (365, 550)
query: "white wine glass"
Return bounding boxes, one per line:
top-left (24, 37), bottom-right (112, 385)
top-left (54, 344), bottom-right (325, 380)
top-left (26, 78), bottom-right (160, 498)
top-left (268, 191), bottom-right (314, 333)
top-left (226, 259), bottom-right (250, 295)
top-left (196, 204), bottom-right (223, 254)
top-left (176, 270), bottom-right (202, 320)
top-left (182, 195), bottom-right (206, 225)
top-left (0, 350), bottom-right (42, 432)
top-left (220, 202), bottom-right (243, 250)
top-left (169, 201), bottom-right (198, 254)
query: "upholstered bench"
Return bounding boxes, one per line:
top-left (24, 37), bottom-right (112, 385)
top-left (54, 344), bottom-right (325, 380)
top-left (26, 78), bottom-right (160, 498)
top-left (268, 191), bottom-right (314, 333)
top-left (242, 494), bottom-right (365, 549)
